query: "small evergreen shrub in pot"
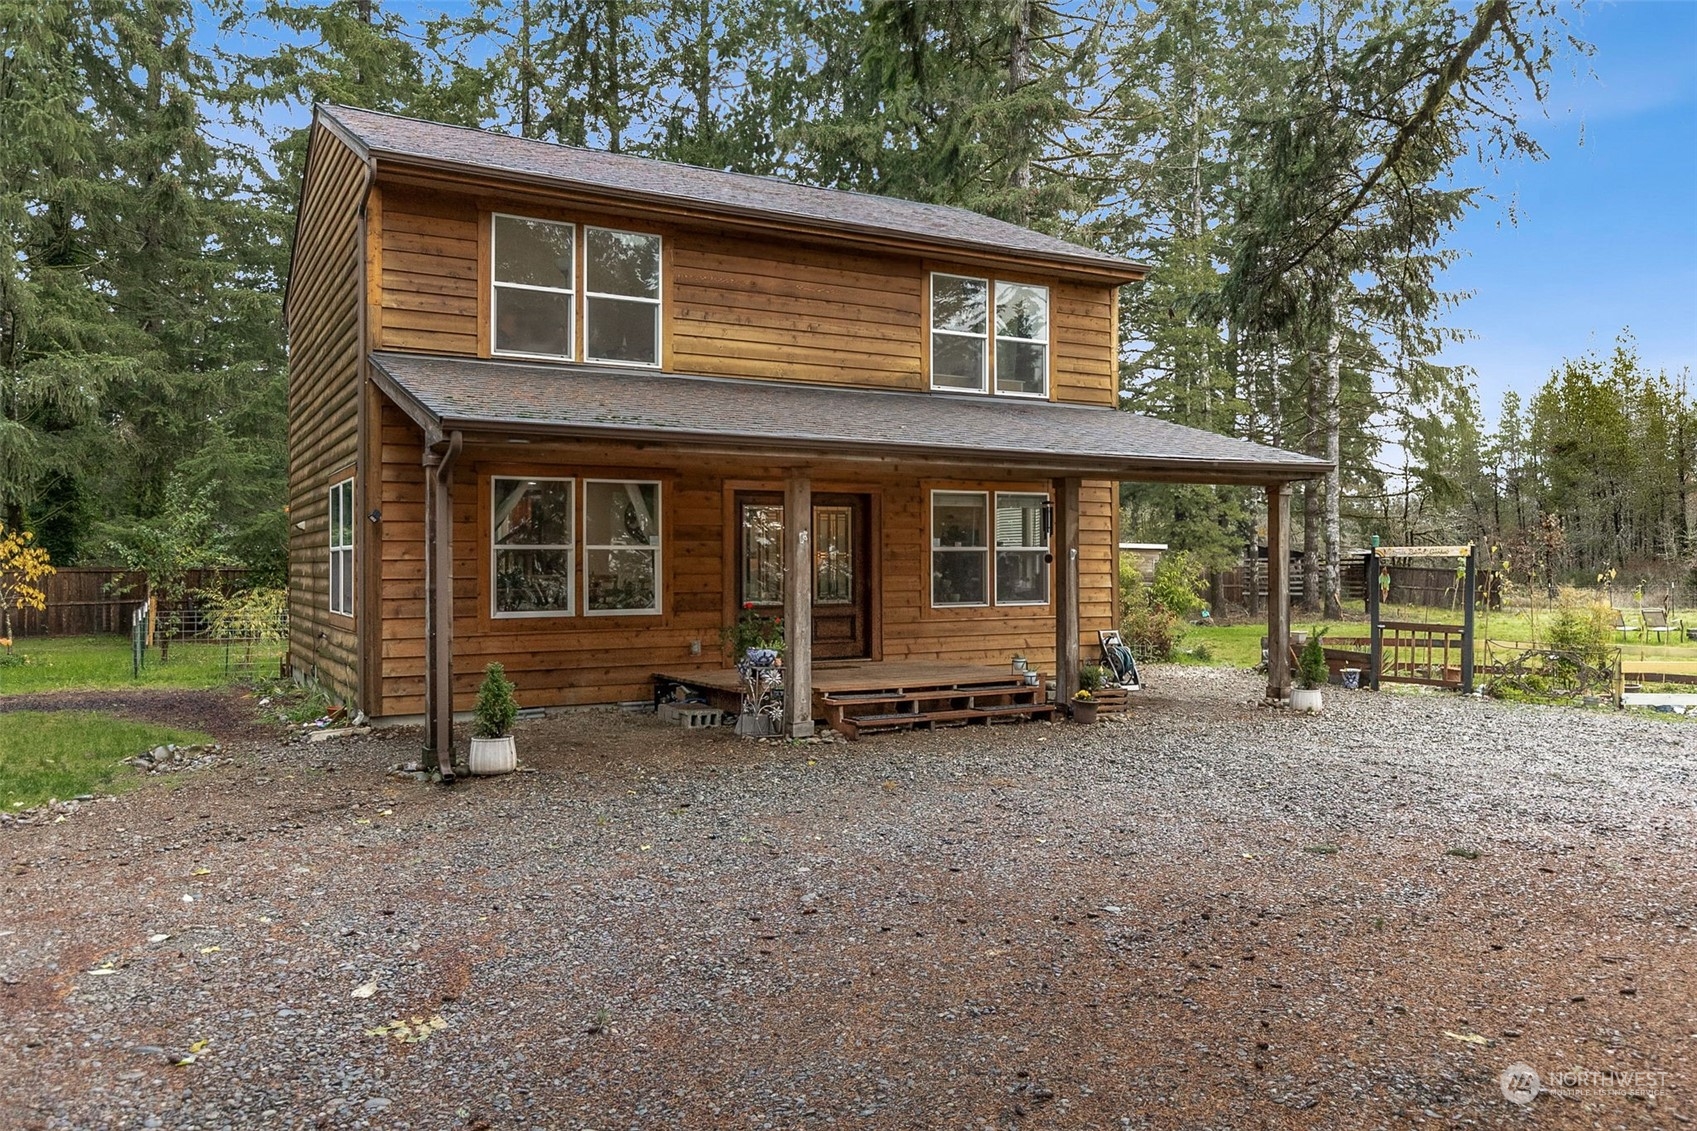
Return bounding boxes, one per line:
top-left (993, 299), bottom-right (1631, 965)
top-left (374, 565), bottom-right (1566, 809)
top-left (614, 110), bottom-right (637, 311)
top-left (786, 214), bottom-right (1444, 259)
top-left (469, 662), bottom-right (519, 775)
top-left (1291, 629), bottom-right (1327, 713)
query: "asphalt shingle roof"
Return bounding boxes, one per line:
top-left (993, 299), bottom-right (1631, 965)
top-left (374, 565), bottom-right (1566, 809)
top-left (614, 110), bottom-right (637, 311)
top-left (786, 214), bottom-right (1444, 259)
top-left (319, 105), bottom-right (1145, 279)
top-left (369, 352), bottom-right (1328, 484)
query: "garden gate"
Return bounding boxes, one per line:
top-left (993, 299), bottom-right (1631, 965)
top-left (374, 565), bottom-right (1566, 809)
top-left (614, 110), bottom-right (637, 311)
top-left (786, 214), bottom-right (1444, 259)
top-left (1364, 545), bottom-right (1477, 694)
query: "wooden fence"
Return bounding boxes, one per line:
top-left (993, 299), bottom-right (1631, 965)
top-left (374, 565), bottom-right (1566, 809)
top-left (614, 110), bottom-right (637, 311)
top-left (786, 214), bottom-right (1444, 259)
top-left (8, 568), bottom-right (254, 638)
top-left (1213, 560), bottom-right (1498, 612)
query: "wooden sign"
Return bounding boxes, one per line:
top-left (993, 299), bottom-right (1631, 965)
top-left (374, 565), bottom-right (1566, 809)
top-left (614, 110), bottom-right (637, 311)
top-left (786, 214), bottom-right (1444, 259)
top-left (1374, 545), bottom-right (1471, 559)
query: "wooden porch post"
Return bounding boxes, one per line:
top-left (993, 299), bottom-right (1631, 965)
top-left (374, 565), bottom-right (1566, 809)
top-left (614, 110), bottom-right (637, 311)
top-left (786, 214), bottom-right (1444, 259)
top-left (422, 431), bottom-right (461, 779)
top-left (1266, 482), bottom-right (1292, 703)
top-left (784, 472), bottom-right (814, 738)
top-left (1054, 477), bottom-right (1081, 713)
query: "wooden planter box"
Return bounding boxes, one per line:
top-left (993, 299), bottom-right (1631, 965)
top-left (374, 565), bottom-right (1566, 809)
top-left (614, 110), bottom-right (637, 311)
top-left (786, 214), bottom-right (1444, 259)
top-left (1093, 687), bottom-right (1132, 714)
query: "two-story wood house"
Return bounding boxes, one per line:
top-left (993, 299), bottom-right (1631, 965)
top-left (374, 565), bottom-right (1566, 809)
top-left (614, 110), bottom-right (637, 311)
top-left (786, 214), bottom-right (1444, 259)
top-left (286, 105), bottom-right (1325, 771)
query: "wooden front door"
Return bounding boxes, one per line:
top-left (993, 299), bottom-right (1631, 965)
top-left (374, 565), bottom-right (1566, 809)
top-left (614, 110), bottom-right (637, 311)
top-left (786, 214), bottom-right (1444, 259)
top-left (735, 491), bottom-right (872, 660)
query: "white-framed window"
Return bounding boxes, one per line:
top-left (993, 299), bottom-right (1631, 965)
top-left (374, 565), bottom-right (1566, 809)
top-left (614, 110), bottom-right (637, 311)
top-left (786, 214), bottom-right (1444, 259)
top-left (492, 477), bottom-right (575, 617)
top-left (584, 227), bottom-right (662, 366)
top-left (492, 214), bottom-right (575, 360)
top-left (930, 490), bottom-right (989, 606)
top-left (995, 492), bottom-right (1049, 605)
top-left (930, 273), bottom-right (989, 392)
top-left (328, 477), bottom-right (355, 617)
top-left (584, 480), bottom-right (662, 615)
top-left (995, 282), bottom-right (1049, 397)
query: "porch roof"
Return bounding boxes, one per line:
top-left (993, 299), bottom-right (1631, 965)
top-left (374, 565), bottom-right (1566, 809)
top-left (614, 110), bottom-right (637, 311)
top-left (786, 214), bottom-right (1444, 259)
top-left (370, 352), bottom-right (1330, 485)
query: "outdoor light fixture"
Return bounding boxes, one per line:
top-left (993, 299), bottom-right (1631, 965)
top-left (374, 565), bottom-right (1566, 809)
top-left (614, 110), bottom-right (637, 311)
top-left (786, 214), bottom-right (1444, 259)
top-left (368, 509), bottom-right (382, 524)
top-left (1042, 500), bottom-right (1054, 541)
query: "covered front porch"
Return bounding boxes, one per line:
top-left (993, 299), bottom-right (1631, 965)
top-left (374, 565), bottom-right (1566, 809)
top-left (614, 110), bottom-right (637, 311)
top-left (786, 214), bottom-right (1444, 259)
top-left (367, 351), bottom-right (1327, 776)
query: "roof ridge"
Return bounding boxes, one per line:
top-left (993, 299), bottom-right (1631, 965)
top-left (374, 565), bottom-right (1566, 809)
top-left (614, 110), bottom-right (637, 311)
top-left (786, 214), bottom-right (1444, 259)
top-left (317, 103), bottom-right (1146, 276)
top-left (323, 103), bottom-right (1050, 234)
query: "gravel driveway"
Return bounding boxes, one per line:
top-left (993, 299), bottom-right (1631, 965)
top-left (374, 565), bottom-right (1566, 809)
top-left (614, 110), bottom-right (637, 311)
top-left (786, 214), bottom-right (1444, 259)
top-left (2, 668), bottom-right (1692, 1130)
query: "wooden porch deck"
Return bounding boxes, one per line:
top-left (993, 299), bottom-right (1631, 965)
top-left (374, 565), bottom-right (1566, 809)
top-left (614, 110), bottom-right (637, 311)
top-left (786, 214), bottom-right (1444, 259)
top-left (653, 660), bottom-right (1056, 739)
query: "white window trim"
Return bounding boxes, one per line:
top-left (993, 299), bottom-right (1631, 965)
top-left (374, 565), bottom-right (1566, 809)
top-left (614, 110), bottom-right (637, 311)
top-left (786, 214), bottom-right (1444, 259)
top-left (328, 477), bottom-right (354, 618)
top-left (491, 476), bottom-right (576, 619)
top-left (994, 491), bottom-right (1051, 606)
top-left (491, 212), bottom-right (576, 362)
top-left (583, 478), bottom-right (664, 616)
top-left (582, 225), bottom-right (663, 368)
top-left (929, 272), bottom-right (989, 394)
top-left (993, 282), bottom-right (1051, 400)
top-left (930, 489), bottom-right (991, 608)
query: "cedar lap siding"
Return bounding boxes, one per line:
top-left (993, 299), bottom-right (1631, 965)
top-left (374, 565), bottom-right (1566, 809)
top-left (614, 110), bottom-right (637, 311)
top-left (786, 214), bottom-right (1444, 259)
top-left (285, 105), bottom-right (1325, 721)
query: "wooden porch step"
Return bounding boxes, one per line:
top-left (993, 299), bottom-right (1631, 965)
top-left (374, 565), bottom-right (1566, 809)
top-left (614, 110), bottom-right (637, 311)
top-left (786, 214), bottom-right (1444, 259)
top-left (829, 701), bottom-right (1056, 739)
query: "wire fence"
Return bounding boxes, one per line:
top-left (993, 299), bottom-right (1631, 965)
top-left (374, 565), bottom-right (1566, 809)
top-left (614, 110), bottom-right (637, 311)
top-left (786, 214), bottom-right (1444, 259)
top-left (131, 604), bottom-right (289, 682)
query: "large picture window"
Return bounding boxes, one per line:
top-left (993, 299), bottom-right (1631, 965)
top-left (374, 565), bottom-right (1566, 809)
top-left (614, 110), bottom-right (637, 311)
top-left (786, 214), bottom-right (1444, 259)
top-left (995, 283), bottom-right (1049, 397)
top-left (930, 273), bottom-right (988, 392)
top-left (585, 480), bottom-right (662, 614)
top-left (328, 477), bottom-right (354, 617)
top-left (585, 227), bottom-right (661, 366)
top-left (931, 491), bottom-right (989, 606)
top-left (492, 477), bottom-right (575, 616)
top-left (492, 215), bottom-right (575, 359)
top-left (995, 492), bottom-right (1049, 605)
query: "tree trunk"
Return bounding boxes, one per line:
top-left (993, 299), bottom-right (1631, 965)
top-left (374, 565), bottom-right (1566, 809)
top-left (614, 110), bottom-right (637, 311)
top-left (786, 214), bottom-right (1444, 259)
top-left (1323, 314), bottom-right (1343, 619)
top-left (1301, 353), bottom-right (1320, 612)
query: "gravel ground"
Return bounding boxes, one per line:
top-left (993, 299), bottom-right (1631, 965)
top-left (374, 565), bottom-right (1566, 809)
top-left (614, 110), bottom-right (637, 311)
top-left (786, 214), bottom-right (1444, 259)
top-left (1, 667), bottom-right (1693, 1130)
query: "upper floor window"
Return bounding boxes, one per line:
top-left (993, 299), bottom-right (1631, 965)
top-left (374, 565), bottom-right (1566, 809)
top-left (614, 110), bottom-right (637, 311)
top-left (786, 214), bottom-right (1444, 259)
top-left (328, 477), bottom-right (354, 617)
top-left (930, 274), bottom-right (988, 392)
top-left (995, 283), bottom-right (1049, 397)
top-left (585, 227), bottom-right (661, 366)
top-left (930, 273), bottom-right (1049, 398)
top-left (492, 214), bottom-right (575, 359)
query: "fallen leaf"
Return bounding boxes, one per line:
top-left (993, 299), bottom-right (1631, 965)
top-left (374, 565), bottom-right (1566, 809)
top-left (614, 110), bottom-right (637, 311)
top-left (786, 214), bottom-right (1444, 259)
top-left (148, 933), bottom-right (171, 943)
top-left (87, 965), bottom-right (118, 976)
top-left (352, 981), bottom-right (378, 999)
top-left (378, 809), bottom-right (393, 816)
top-left (188, 1038), bottom-right (211, 1054)
top-left (173, 1055), bottom-right (196, 1067)
top-left (354, 818), bottom-right (371, 826)
top-left (192, 868), bottom-right (211, 876)
top-left (198, 945), bottom-right (221, 955)
top-left (1443, 1030), bottom-right (1489, 1045)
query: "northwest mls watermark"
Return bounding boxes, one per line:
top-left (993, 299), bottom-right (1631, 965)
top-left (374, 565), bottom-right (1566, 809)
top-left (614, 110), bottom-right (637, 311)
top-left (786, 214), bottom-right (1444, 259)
top-left (1499, 1062), bottom-right (1668, 1106)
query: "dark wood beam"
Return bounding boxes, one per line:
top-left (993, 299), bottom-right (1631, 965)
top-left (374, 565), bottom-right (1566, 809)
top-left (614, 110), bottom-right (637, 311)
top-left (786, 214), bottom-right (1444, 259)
top-left (784, 472), bottom-right (814, 738)
top-left (1266, 483), bottom-right (1293, 703)
top-left (1054, 477), bottom-right (1081, 715)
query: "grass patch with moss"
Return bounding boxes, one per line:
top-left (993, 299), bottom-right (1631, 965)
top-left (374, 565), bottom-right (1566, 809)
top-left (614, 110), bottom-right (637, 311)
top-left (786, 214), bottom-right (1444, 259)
top-left (0, 711), bottom-right (213, 809)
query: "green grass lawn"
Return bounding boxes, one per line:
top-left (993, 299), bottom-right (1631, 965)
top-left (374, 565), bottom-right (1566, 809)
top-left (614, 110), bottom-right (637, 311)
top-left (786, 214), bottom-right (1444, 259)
top-left (1172, 603), bottom-right (1697, 672)
top-left (0, 711), bottom-right (213, 809)
top-left (0, 635), bottom-right (284, 695)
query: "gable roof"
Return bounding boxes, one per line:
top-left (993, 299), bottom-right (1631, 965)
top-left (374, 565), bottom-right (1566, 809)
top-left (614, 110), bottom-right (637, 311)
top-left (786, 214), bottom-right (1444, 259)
top-left (317, 104), bottom-right (1146, 281)
top-left (369, 352), bottom-right (1328, 486)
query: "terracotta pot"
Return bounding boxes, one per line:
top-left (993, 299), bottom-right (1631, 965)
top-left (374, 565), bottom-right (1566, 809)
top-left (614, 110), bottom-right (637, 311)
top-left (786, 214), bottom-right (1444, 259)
top-left (1290, 687), bottom-right (1323, 714)
top-left (468, 735), bottom-right (517, 775)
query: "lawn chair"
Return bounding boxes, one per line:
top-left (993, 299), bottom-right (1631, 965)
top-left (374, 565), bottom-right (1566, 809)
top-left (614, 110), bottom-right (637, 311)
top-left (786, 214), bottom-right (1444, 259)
top-left (1613, 608), bottom-right (1637, 639)
top-left (1098, 629), bottom-right (1142, 690)
top-left (1642, 607), bottom-right (1683, 643)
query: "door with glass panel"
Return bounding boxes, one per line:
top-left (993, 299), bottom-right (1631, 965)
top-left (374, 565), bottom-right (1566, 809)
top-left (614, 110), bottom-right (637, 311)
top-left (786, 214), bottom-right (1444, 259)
top-left (736, 492), bottom-right (871, 660)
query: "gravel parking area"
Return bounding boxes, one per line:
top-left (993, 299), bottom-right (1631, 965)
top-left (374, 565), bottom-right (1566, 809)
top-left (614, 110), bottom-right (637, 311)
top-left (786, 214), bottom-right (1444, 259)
top-left (2, 668), bottom-right (1693, 1130)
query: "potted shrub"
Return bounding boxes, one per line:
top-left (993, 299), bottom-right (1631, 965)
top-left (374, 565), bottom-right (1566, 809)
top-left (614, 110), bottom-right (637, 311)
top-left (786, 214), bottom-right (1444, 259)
top-left (468, 662), bottom-right (519, 775)
top-left (1291, 630), bottom-right (1327, 713)
top-left (1071, 689), bottom-right (1098, 725)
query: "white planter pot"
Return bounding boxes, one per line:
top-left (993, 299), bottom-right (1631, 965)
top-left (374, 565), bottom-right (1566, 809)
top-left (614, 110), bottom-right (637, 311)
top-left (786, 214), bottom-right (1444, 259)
top-left (467, 735), bottom-right (517, 775)
top-left (1290, 687), bottom-right (1324, 714)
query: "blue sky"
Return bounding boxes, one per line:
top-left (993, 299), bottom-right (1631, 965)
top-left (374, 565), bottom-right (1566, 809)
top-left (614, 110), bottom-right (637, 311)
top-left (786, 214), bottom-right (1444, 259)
top-left (1438, 0), bottom-right (1697, 417)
